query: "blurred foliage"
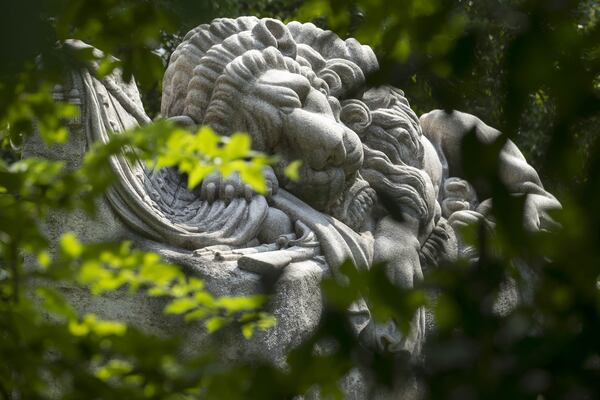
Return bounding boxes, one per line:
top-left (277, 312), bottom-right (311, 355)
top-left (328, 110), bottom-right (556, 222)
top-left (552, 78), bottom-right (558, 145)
top-left (1, 0), bottom-right (600, 399)
top-left (155, 127), bottom-right (275, 193)
top-left (0, 1), bottom-right (286, 396)
top-left (296, 0), bottom-right (600, 398)
top-left (0, 113), bottom-right (276, 397)
top-left (299, 0), bottom-right (600, 189)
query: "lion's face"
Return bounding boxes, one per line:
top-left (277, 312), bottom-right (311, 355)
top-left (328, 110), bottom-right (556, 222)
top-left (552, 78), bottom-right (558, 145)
top-left (219, 68), bottom-right (378, 230)
top-left (230, 70), bottom-right (364, 212)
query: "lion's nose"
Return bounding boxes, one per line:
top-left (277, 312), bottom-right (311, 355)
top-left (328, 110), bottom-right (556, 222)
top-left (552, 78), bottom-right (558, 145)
top-left (302, 122), bottom-right (348, 171)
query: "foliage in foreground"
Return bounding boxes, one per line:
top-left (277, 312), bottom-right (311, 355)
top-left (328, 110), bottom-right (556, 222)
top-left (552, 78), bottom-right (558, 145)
top-left (1, 0), bottom-right (599, 399)
top-left (0, 117), bottom-right (280, 398)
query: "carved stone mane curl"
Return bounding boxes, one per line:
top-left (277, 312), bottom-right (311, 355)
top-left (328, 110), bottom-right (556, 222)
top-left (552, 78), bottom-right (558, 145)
top-left (163, 18), bottom-right (300, 122)
top-left (162, 17), bottom-right (379, 123)
top-left (362, 86), bottom-right (423, 167)
top-left (203, 47), bottom-right (324, 149)
top-left (359, 87), bottom-right (436, 230)
top-left (162, 17), bottom-right (260, 117)
top-left (286, 21), bottom-right (379, 77)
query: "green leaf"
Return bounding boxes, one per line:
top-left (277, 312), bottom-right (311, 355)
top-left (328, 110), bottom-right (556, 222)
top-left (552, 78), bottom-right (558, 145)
top-left (194, 126), bottom-right (221, 157)
top-left (184, 308), bottom-right (210, 322)
top-left (284, 160), bottom-right (302, 182)
top-left (37, 251), bottom-right (51, 269)
top-left (60, 232), bottom-right (83, 258)
top-left (69, 314), bottom-right (128, 337)
top-left (256, 313), bottom-right (277, 331)
top-left (164, 298), bottom-right (197, 315)
top-left (68, 320), bottom-right (90, 337)
top-left (216, 295), bottom-right (267, 314)
top-left (95, 359), bottom-right (133, 381)
top-left (187, 164), bottom-right (216, 188)
top-left (193, 291), bottom-right (215, 307)
top-left (138, 263), bottom-right (182, 286)
top-left (392, 35), bottom-right (411, 61)
top-left (220, 159), bottom-right (246, 178)
top-left (223, 132), bottom-right (251, 160)
top-left (239, 165), bottom-right (267, 194)
top-left (91, 319), bottom-right (127, 336)
top-left (205, 316), bottom-right (227, 333)
top-left (241, 323), bottom-right (255, 339)
top-left (35, 287), bottom-right (77, 319)
top-left (187, 278), bottom-right (204, 291)
top-left (147, 286), bottom-right (169, 296)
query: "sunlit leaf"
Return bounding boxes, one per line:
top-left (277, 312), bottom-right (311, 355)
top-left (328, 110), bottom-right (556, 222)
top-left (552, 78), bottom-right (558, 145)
top-left (284, 160), bottom-right (302, 182)
top-left (91, 319), bottom-right (127, 336)
top-left (241, 323), bottom-right (255, 339)
top-left (95, 359), bottom-right (133, 381)
top-left (184, 308), bottom-right (210, 321)
top-left (165, 298), bottom-right (197, 315)
top-left (223, 132), bottom-right (251, 160)
top-left (239, 165), bottom-right (267, 194)
top-left (194, 126), bottom-right (221, 157)
top-left (68, 320), bottom-right (90, 336)
top-left (187, 164), bottom-right (216, 188)
top-left (35, 287), bottom-right (77, 319)
top-left (205, 316), bottom-right (226, 333)
top-left (60, 232), bottom-right (83, 258)
top-left (37, 251), bottom-right (51, 269)
top-left (216, 295), bottom-right (268, 314)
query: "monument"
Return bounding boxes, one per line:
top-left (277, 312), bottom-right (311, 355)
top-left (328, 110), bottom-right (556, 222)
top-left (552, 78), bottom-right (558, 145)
top-left (27, 16), bottom-right (561, 397)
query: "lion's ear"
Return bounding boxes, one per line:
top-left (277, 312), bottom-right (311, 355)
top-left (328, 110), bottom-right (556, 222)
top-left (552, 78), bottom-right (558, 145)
top-left (340, 99), bottom-right (372, 135)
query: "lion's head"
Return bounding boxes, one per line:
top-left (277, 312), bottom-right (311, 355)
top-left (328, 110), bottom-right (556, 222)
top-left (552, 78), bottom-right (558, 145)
top-left (161, 18), bottom-right (379, 227)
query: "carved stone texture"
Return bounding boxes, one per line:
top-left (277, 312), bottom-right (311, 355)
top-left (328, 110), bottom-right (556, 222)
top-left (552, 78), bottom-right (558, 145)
top-left (29, 17), bottom-right (562, 399)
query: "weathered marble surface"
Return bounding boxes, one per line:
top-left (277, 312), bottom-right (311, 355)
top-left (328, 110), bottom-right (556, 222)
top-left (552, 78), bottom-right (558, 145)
top-left (27, 16), bottom-right (561, 398)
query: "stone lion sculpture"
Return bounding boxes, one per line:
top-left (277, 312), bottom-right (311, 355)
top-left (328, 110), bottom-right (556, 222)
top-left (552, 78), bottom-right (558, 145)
top-left (36, 16), bottom-right (561, 392)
